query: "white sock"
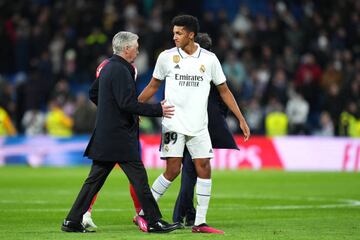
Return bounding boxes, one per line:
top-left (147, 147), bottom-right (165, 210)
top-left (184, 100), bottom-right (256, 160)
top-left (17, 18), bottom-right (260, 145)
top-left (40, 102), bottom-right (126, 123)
top-left (195, 177), bottom-right (212, 226)
top-left (151, 174), bottom-right (172, 202)
top-left (138, 174), bottom-right (172, 216)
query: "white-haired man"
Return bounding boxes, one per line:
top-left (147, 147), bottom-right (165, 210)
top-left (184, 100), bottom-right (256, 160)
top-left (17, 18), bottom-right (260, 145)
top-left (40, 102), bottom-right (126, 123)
top-left (61, 31), bottom-right (179, 234)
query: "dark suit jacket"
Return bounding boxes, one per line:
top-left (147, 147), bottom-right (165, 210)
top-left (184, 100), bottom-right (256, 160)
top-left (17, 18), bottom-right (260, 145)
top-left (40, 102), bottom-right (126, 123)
top-left (84, 54), bottom-right (163, 162)
top-left (207, 83), bottom-right (238, 149)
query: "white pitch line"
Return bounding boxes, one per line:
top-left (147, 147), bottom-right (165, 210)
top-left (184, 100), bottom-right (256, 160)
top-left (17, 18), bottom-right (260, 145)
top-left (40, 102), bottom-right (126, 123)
top-left (214, 198), bottom-right (360, 210)
top-left (256, 202), bottom-right (360, 210)
top-left (0, 208), bottom-right (131, 212)
top-left (1, 199), bottom-right (359, 212)
top-left (0, 200), bottom-right (49, 204)
top-left (1, 189), bottom-right (132, 196)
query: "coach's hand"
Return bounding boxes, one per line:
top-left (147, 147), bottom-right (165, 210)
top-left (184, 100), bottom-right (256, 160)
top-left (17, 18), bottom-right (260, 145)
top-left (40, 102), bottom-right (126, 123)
top-left (161, 100), bottom-right (175, 118)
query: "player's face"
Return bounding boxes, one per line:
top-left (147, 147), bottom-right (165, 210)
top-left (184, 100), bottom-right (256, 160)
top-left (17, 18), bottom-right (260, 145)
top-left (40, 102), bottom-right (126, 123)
top-left (126, 41), bottom-right (139, 63)
top-left (173, 26), bottom-right (193, 49)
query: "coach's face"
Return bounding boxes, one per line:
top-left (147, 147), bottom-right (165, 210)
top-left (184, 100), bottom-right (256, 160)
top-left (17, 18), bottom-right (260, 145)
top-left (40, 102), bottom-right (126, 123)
top-left (126, 40), bottom-right (139, 63)
top-left (173, 26), bottom-right (194, 49)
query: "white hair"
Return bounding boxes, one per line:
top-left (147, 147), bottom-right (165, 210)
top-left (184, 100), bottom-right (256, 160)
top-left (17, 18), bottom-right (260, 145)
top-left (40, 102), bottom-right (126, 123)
top-left (112, 31), bottom-right (139, 55)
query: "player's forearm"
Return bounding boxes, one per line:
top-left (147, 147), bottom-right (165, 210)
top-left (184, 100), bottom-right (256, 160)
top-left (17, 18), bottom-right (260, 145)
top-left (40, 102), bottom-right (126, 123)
top-left (138, 86), bottom-right (156, 103)
top-left (220, 89), bottom-right (245, 123)
top-left (138, 78), bottom-right (161, 103)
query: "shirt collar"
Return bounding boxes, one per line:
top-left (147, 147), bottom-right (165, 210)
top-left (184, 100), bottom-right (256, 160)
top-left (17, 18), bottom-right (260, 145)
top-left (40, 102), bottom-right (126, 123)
top-left (177, 43), bottom-right (201, 59)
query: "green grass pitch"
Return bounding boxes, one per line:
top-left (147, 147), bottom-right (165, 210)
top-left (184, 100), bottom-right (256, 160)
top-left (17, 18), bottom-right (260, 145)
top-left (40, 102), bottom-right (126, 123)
top-left (0, 166), bottom-right (359, 240)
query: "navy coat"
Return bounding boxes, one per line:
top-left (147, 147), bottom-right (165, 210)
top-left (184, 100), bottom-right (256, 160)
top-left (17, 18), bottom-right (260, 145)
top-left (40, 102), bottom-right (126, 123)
top-left (207, 83), bottom-right (238, 149)
top-left (84, 55), bottom-right (163, 162)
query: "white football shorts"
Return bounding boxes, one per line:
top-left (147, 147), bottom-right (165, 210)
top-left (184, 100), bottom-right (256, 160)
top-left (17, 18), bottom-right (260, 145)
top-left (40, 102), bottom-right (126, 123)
top-left (160, 126), bottom-right (213, 159)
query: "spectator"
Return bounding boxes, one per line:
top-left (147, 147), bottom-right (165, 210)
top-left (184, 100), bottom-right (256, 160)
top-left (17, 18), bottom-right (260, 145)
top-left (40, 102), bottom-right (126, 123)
top-left (45, 99), bottom-right (73, 137)
top-left (322, 83), bottom-right (343, 134)
top-left (263, 68), bottom-right (289, 106)
top-left (294, 53), bottom-right (322, 109)
top-left (50, 78), bottom-right (72, 107)
top-left (265, 98), bottom-right (288, 137)
top-left (21, 109), bottom-right (45, 136)
top-left (49, 31), bottom-right (65, 75)
top-left (285, 88), bottom-right (310, 135)
top-left (339, 101), bottom-right (360, 137)
top-left (0, 77), bottom-right (15, 118)
top-left (222, 51), bottom-right (247, 96)
top-left (72, 93), bottom-right (96, 134)
top-left (0, 106), bottom-right (17, 136)
top-left (244, 98), bottom-right (264, 135)
top-left (320, 61), bottom-right (343, 92)
top-left (232, 6), bottom-right (252, 34)
top-left (314, 111), bottom-right (335, 136)
top-left (0, 0), bottom-right (359, 137)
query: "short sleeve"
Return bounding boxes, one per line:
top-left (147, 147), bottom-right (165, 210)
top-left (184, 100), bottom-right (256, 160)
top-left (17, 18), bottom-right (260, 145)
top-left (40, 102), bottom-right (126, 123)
top-left (211, 55), bottom-right (226, 86)
top-left (152, 51), bottom-right (167, 81)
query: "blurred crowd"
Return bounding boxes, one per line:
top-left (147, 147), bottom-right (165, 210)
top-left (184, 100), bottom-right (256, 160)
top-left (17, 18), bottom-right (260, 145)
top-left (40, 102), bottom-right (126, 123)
top-left (0, 0), bottom-right (359, 137)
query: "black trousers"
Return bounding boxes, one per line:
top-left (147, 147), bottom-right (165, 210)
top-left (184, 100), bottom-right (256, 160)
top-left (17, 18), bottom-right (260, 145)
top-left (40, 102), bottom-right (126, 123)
top-left (172, 148), bottom-right (197, 222)
top-left (66, 160), bottom-right (162, 224)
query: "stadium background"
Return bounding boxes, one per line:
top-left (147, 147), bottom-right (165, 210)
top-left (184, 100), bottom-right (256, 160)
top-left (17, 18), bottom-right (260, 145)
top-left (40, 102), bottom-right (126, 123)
top-left (0, 1), bottom-right (359, 239)
top-left (0, 0), bottom-right (359, 169)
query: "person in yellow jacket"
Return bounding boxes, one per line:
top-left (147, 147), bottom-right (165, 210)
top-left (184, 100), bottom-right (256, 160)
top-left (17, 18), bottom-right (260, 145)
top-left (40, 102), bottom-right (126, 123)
top-left (339, 101), bottom-right (360, 137)
top-left (265, 111), bottom-right (288, 137)
top-left (265, 99), bottom-right (288, 137)
top-left (45, 100), bottom-right (73, 137)
top-left (0, 106), bottom-right (17, 136)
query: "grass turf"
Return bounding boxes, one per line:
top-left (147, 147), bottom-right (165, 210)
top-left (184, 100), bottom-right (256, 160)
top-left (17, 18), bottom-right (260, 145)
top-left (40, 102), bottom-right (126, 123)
top-left (0, 166), bottom-right (359, 240)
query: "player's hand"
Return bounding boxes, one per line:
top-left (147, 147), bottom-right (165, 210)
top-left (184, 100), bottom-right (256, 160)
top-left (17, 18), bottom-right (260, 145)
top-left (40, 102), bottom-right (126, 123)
top-left (239, 119), bottom-right (250, 142)
top-left (161, 100), bottom-right (175, 118)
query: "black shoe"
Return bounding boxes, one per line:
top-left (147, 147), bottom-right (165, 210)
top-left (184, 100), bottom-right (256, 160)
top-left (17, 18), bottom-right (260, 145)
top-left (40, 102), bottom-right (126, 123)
top-left (61, 219), bottom-right (95, 233)
top-left (147, 219), bottom-right (182, 233)
top-left (174, 221), bottom-right (185, 229)
top-left (185, 208), bottom-right (195, 226)
top-left (185, 218), bottom-right (195, 227)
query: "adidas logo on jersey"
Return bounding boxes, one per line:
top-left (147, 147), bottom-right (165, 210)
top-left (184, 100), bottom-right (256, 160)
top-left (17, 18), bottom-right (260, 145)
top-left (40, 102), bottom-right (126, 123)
top-left (209, 149), bottom-right (213, 153)
top-left (174, 64), bottom-right (180, 69)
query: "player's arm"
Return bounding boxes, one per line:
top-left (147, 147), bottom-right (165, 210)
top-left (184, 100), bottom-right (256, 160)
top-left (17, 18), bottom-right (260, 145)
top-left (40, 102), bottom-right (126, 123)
top-left (138, 51), bottom-right (167, 103)
top-left (216, 82), bottom-right (250, 141)
top-left (111, 67), bottom-right (172, 118)
top-left (138, 77), bottom-right (162, 103)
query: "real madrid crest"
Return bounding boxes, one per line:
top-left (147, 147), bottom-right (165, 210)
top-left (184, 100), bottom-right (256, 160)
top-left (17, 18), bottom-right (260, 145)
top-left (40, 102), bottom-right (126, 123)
top-left (200, 64), bottom-right (206, 73)
top-left (164, 145), bottom-right (169, 152)
top-left (173, 55), bottom-right (180, 64)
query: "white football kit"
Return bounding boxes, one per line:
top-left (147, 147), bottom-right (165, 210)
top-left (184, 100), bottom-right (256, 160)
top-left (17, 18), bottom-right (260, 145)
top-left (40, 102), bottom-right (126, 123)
top-left (153, 44), bottom-right (226, 159)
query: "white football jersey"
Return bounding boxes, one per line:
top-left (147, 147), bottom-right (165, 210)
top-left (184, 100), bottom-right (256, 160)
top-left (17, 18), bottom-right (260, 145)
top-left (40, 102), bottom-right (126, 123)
top-left (153, 44), bottom-right (226, 136)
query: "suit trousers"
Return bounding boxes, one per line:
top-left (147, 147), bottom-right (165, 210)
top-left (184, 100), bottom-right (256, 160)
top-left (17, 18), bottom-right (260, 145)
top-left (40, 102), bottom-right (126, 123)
top-left (172, 148), bottom-right (197, 222)
top-left (66, 159), bottom-right (162, 224)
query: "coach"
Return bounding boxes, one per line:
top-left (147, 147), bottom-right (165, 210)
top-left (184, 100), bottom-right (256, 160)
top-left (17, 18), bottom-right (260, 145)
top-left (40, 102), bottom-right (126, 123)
top-left (61, 31), bottom-right (178, 233)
